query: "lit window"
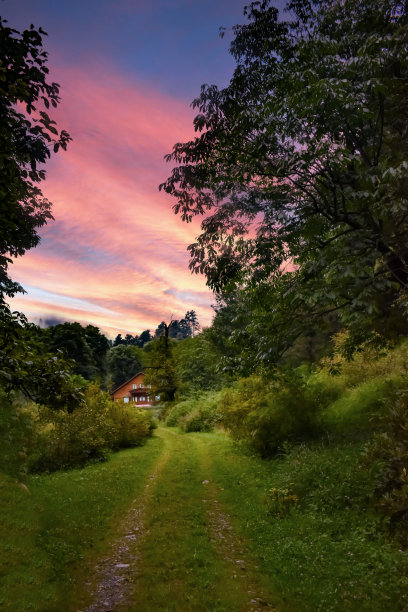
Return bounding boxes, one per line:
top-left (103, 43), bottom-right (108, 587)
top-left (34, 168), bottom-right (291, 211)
top-left (124, 397), bottom-right (129, 403)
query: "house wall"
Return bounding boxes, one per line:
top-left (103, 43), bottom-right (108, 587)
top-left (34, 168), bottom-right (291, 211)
top-left (112, 373), bottom-right (154, 405)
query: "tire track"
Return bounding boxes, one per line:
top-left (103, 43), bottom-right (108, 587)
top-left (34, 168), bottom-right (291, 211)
top-left (76, 439), bottom-right (172, 612)
top-left (197, 438), bottom-right (277, 612)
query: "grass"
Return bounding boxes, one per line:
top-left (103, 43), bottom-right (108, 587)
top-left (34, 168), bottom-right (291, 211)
top-left (2, 422), bottom-right (408, 611)
top-left (202, 431), bottom-right (408, 611)
top-left (0, 436), bottom-right (164, 612)
top-left (127, 427), bottom-right (257, 611)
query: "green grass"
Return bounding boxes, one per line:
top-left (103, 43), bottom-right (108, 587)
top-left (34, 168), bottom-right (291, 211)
top-left (202, 431), bottom-right (408, 611)
top-left (2, 423), bottom-right (408, 611)
top-left (128, 427), bottom-right (257, 611)
top-left (0, 436), bottom-right (164, 612)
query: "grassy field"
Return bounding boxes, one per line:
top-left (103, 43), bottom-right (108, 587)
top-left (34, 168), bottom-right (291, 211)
top-left (0, 437), bottom-right (164, 611)
top-left (1, 425), bottom-right (408, 611)
top-left (204, 431), bottom-right (408, 611)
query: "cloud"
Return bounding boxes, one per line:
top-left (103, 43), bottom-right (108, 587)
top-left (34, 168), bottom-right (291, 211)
top-left (9, 63), bottom-right (214, 337)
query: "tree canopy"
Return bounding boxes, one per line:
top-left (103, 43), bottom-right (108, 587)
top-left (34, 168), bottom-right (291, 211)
top-left (0, 18), bottom-right (71, 301)
top-left (161, 0), bottom-right (408, 352)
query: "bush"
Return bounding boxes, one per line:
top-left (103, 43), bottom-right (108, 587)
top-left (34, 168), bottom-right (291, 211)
top-left (364, 388), bottom-right (408, 540)
top-left (220, 372), bottom-right (323, 457)
top-left (31, 384), bottom-right (155, 472)
top-left (320, 335), bottom-right (408, 387)
top-left (324, 377), bottom-right (401, 431)
top-left (166, 392), bottom-right (223, 432)
top-left (166, 399), bottom-right (195, 427)
top-left (265, 486), bottom-right (299, 518)
top-left (108, 402), bottom-right (156, 449)
top-left (0, 388), bottom-right (37, 481)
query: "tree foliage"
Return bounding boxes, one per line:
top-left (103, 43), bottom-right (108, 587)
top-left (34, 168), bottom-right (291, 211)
top-left (0, 305), bottom-right (83, 411)
top-left (174, 331), bottom-right (220, 395)
top-left (45, 322), bottom-right (109, 382)
top-left (107, 344), bottom-right (144, 389)
top-left (145, 324), bottom-right (178, 402)
top-left (162, 0), bottom-right (408, 353)
top-left (0, 18), bottom-right (71, 300)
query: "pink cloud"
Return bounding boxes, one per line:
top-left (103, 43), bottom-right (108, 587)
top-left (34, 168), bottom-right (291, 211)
top-left (9, 63), bottom-right (214, 336)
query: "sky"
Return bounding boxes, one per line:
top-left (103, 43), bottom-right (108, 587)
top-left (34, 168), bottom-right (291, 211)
top-left (3, 0), bottom-right (285, 338)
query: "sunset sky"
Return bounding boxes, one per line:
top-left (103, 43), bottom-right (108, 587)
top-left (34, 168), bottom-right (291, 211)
top-left (3, 0), bottom-right (284, 338)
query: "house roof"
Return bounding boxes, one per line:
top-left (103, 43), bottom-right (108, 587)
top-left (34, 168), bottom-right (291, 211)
top-left (111, 371), bottom-right (145, 395)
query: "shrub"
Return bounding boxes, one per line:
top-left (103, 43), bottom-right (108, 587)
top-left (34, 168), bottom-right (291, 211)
top-left (320, 335), bottom-right (408, 388)
top-left (32, 387), bottom-right (111, 471)
top-left (166, 392), bottom-right (223, 432)
top-left (364, 388), bottom-right (408, 539)
top-left (265, 486), bottom-right (299, 518)
top-left (324, 377), bottom-right (401, 431)
top-left (31, 384), bottom-right (155, 472)
top-left (181, 394), bottom-right (223, 432)
top-left (166, 399), bottom-right (195, 427)
top-left (220, 372), bottom-right (323, 457)
top-left (108, 402), bottom-right (156, 449)
top-left (0, 388), bottom-right (37, 481)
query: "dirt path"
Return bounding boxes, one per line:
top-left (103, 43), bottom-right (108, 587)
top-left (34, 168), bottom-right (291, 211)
top-left (75, 427), bottom-right (277, 612)
top-left (76, 438), bottom-right (173, 611)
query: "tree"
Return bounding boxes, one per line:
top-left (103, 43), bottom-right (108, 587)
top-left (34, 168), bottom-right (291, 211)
top-left (138, 329), bottom-right (152, 347)
top-left (107, 344), bottom-right (144, 389)
top-left (83, 324), bottom-right (110, 380)
top-left (144, 323), bottom-right (178, 402)
top-left (174, 331), bottom-right (220, 395)
top-left (161, 0), bottom-right (408, 353)
top-left (0, 307), bottom-right (83, 411)
top-left (185, 310), bottom-right (200, 337)
top-left (0, 18), bottom-right (71, 301)
top-left (45, 322), bottom-right (109, 382)
top-left (155, 321), bottom-right (167, 338)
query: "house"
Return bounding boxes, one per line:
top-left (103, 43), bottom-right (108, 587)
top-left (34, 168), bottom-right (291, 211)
top-left (111, 372), bottom-right (156, 406)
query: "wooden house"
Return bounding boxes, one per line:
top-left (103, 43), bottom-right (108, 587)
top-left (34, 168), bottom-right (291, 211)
top-left (111, 372), bottom-right (155, 406)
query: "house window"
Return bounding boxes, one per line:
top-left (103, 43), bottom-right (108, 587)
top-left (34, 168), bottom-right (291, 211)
top-left (124, 397), bottom-right (129, 403)
top-left (132, 383), bottom-right (137, 389)
top-left (139, 383), bottom-right (143, 388)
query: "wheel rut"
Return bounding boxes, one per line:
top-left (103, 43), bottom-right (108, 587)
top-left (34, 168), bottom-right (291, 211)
top-left (199, 442), bottom-right (277, 612)
top-left (75, 427), bottom-right (277, 611)
top-left (76, 440), bottom-right (172, 612)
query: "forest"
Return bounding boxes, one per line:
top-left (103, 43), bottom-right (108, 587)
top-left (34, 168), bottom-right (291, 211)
top-left (2, 0), bottom-right (408, 610)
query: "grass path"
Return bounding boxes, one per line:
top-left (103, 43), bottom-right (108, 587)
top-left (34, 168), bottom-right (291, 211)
top-left (4, 425), bottom-right (405, 610)
top-left (76, 426), bottom-right (277, 612)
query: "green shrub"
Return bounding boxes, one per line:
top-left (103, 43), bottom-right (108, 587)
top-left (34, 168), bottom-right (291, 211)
top-left (364, 388), bottom-right (408, 540)
top-left (320, 335), bottom-right (408, 387)
top-left (166, 399), bottom-right (195, 427)
top-left (265, 486), bottom-right (299, 517)
top-left (0, 388), bottom-right (37, 481)
top-left (166, 392), bottom-right (223, 432)
top-left (108, 403), bottom-right (156, 449)
top-left (31, 384), bottom-right (155, 472)
top-left (220, 372), bottom-right (323, 457)
top-left (32, 388), bottom-right (111, 472)
top-left (324, 377), bottom-right (401, 431)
